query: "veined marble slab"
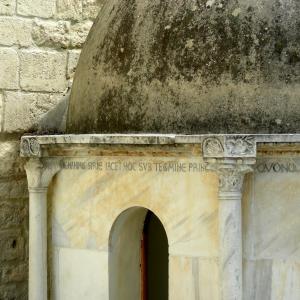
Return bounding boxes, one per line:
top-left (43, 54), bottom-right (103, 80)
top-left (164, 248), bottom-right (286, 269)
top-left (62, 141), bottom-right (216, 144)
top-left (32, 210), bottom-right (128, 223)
top-left (52, 247), bottom-right (108, 300)
top-left (49, 156), bottom-right (219, 257)
top-left (243, 157), bottom-right (300, 261)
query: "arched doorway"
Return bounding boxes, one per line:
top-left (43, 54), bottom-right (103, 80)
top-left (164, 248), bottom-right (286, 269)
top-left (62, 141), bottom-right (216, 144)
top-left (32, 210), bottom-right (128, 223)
top-left (109, 207), bottom-right (168, 300)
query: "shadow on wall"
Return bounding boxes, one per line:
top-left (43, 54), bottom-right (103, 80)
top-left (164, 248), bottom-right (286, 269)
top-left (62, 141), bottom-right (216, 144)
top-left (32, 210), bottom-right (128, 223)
top-left (37, 92), bottom-right (70, 134)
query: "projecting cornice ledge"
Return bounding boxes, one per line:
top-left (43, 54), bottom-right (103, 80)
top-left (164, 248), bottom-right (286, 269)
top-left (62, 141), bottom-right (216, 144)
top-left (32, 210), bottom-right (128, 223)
top-left (20, 134), bottom-right (300, 158)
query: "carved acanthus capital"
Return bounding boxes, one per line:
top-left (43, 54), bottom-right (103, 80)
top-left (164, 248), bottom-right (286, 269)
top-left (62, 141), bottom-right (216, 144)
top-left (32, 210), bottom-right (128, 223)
top-left (216, 164), bottom-right (253, 194)
top-left (207, 162), bottom-right (253, 200)
top-left (21, 137), bottom-right (41, 157)
top-left (24, 158), bottom-right (61, 191)
top-left (202, 136), bottom-right (256, 158)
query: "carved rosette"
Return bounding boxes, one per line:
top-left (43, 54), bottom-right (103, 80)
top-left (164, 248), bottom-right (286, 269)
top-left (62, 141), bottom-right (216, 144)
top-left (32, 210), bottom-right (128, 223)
top-left (225, 136), bottom-right (255, 156)
top-left (21, 137), bottom-right (41, 157)
top-left (202, 137), bottom-right (224, 157)
top-left (202, 136), bottom-right (256, 158)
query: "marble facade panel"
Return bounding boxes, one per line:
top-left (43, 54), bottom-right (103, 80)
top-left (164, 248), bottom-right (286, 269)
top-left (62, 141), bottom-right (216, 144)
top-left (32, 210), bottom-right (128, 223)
top-left (169, 256), bottom-right (219, 300)
top-left (271, 260), bottom-right (300, 300)
top-left (243, 259), bottom-right (300, 300)
top-left (243, 157), bottom-right (300, 261)
top-left (19, 134), bottom-right (300, 300)
top-left (49, 156), bottom-right (219, 257)
top-left (52, 247), bottom-right (108, 300)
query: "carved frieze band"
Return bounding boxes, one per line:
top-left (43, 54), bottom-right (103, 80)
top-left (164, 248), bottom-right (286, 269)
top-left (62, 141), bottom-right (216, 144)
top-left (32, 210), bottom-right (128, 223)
top-left (21, 137), bottom-right (41, 157)
top-left (202, 136), bottom-right (256, 158)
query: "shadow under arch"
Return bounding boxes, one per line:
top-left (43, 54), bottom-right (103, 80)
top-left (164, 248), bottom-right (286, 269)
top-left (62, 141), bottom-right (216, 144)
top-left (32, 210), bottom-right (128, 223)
top-left (109, 206), bottom-right (168, 300)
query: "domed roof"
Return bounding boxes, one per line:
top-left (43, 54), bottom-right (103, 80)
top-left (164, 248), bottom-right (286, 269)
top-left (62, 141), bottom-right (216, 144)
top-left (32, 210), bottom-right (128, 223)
top-left (67, 0), bottom-right (300, 134)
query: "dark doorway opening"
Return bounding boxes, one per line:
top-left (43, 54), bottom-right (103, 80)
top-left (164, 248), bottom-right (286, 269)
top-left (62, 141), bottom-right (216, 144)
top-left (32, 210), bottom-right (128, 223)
top-left (109, 207), bottom-right (168, 300)
top-left (141, 211), bottom-right (168, 300)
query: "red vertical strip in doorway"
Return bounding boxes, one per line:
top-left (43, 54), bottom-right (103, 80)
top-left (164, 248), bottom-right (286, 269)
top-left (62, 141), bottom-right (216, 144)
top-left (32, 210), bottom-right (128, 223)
top-left (141, 232), bottom-right (147, 300)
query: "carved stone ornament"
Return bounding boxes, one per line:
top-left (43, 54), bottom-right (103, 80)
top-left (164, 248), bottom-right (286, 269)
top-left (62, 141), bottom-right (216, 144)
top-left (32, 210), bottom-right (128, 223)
top-left (217, 165), bottom-right (253, 194)
top-left (24, 158), bottom-right (61, 190)
top-left (21, 137), bottom-right (41, 157)
top-left (219, 170), bottom-right (244, 193)
top-left (225, 136), bottom-right (256, 157)
top-left (202, 136), bottom-right (256, 158)
top-left (202, 137), bottom-right (224, 157)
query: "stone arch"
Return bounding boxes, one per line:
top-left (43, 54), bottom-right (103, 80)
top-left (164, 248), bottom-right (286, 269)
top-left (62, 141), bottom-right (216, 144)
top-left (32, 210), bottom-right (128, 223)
top-left (109, 206), bottom-right (168, 300)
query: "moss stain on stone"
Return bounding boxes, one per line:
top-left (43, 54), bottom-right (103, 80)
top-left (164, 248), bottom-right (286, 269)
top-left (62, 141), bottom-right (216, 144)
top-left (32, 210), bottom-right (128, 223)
top-left (67, 0), bottom-right (300, 134)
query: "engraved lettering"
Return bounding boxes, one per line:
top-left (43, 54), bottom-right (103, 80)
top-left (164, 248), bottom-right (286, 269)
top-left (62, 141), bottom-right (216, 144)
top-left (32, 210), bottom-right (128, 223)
top-left (60, 160), bottom-right (208, 173)
top-left (256, 161), bottom-right (299, 173)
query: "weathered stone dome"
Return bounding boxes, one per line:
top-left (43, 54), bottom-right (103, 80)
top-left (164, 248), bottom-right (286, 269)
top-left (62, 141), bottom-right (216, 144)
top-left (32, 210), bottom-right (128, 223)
top-left (67, 0), bottom-right (300, 134)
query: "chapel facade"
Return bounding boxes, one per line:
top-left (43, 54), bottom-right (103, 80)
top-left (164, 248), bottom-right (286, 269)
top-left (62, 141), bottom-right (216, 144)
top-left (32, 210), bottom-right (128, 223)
top-left (1, 0), bottom-right (300, 299)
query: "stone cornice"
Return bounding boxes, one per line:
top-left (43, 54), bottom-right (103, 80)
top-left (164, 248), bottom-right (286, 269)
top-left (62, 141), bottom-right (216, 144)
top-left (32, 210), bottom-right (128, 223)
top-left (20, 134), bottom-right (300, 157)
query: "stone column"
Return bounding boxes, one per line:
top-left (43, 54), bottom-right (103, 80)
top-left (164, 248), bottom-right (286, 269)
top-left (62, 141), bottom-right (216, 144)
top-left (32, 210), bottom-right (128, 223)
top-left (215, 163), bottom-right (252, 300)
top-left (202, 136), bottom-right (256, 300)
top-left (24, 158), bottom-right (60, 300)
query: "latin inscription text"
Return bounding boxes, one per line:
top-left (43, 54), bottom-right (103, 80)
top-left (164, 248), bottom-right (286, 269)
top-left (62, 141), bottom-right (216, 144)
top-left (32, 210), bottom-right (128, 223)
top-left (256, 161), bottom-right (300, 173)
top-left (60, 160), bottom-right (208, 173)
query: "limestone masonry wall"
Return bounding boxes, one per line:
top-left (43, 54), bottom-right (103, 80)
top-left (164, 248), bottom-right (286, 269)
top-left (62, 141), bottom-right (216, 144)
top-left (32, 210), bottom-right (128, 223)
top-left (0, 1), bottom-right (103, 298)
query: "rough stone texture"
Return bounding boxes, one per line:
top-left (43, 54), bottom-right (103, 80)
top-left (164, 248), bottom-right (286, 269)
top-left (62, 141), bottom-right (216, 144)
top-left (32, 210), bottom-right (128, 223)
top-left (0, 201), bottom-right (27, 230)
top-left (0, 0), bottom-right (16, 16)
top-left (68, 50), bottom-right (81, 80)
top-left (56, 0), bottom-right (83, 21)
top-left (0, 140), bottom-right (24, 177)
top-left (1, 262), bottom-right (27, 283)
top-left (32, 20), bottom-right (70, 49)
top-left (0, 230), bottom-right (24, 262)
top-left (32, 19), bottom-right (93, 49)
top-left (3, 91), bottom-right (63, 133)
top-left (0, 282), bottom-right (27, 300)
top-left (0, 48), bottom-right (19, 89)
top-left (20, 50), bottom-right (68, 92)
top-left (0, 1), bottom-right (104, 297)
top-left (68, 21), bottom-right (93, 48)
top-left (0, 17), bottom-right (32, 47)
top-left (0, 192), bottom-right (28, 300)
top-left (0, 178), bottom-right (28, 200)
top-left (17, 0), bottom-right (56, 18)
top-left (0, 93), bottom-right (3, 132)
top-left (67, 0), bottom-right (300, 134)
top-left (83, 0), bottom-right (104, 20)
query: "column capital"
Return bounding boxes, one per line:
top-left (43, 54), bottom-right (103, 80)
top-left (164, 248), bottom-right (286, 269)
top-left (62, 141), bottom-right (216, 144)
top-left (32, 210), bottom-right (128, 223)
top-left (212, 163), bottom-right (253, 196)
top-left (202, 135), bottom-right (256, 199)
top-left (24, 158), bottom-right (61, 191)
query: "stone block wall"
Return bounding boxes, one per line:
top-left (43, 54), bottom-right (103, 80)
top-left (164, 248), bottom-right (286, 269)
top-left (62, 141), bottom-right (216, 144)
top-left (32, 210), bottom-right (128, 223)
top-left (0, 1), bottom-right (103, 298)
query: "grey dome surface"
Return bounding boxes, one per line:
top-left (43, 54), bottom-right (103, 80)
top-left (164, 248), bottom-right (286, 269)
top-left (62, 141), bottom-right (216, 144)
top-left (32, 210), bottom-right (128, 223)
top-left (67, 0), bottom-right (300, 134)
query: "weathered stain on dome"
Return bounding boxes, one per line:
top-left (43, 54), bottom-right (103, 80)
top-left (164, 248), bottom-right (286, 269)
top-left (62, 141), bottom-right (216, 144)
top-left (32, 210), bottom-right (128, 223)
top-left (67, 0), bottom-right (300, 134)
